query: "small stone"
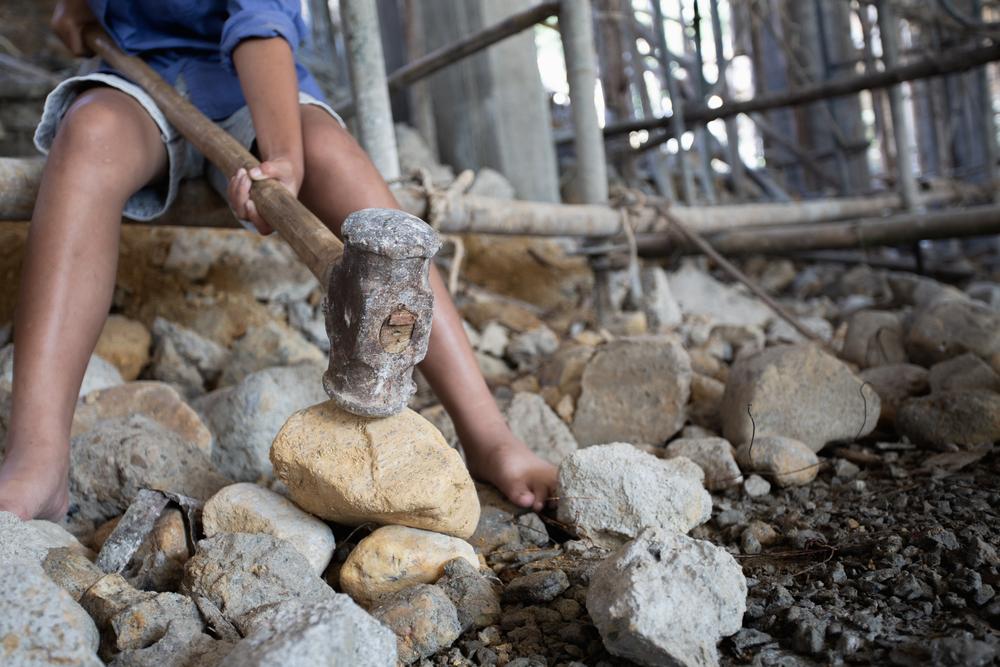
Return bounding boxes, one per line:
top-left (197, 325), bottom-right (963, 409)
top-left (516, 513), bottom-right (549, 547)
top-left (928, 353), bottom-right (1000, 393)
top-left (372, 584), bottom-right (462, 665)
top-left (833, 458), bottom-right (861, 479)
top-left (0, 563), bottom-right (101, 666)
top-left (741, 532), bottom-right (762, 555)
top-left (505, 392), bottom-right (578, 465)
top-left (507, 326), bottom-right (559, 371)
top-left (270, 401), bottom-right (480, 538)
top-left (721, 344), bottom-right (880, 452)
top-left (664, 437), bottom-right (742, 490)
top-left (735, 436), bottom-right (819, 487)
top-left (897, 390), bottom-right (1000, 449)
top-left (95, 315), bottom-right (152, 381)
top-left (477, 322), bottom-right (510, 358)
top-left (503, 570), bottom-right (570, 603)
top-left (572, 337), bottom-right (691, 446)
top-left (743, 474), bottom-right (771, 497)
top-left (469, 505), bottom-right (521, 555)
top-left (556, 444), bottom-right (712, 548)
top-left (905, 298), bottom-right (1000, 365)
top-left (745, 521), bottom-right (779, 546)
top-left (586, 529), bottom-right (747, 667)
top-left (841, 310), bottom-right (907, 368)
top-left (339, 525), bottom-right (478, 607)
top-left (437, 558), bottom-right (501, 631)
top-left (860, 363), bottom-right (929, 426)
top-left (202, 483), bottom-right (336, 575)
top-left (218, 320), bottom-right (324, 388)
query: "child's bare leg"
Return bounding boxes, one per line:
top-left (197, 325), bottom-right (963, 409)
top-left (0, 88), bottom-right (167, 520)
top-left (296, 106), bottom-right (556, 511)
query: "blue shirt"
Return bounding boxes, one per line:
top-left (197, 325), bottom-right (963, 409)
top-left (90, 0), bottom-right (325, 120)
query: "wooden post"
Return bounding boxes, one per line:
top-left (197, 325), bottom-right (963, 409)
top-left (709, 0), bottom-right (746, 198)
top-left (651, 0), bottom-right (695, 203)
top-left (876, 0), bottom-right (919, 211)
top-left (342, 0), bottom-right (401, 180)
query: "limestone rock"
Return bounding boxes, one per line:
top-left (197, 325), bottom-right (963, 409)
top-left (182, 533), bottom-right (328, 634)
top-left (109, 632), bottom-right (232, 667)
top-left (194, 363), bottom-right (328, 482)
top-left (905, 299), bottom-right (1000, 366)
top-left (860, 364), bottom-right (929, 427)
top-left (72, 381), bottom-right (212, 455)
top-left (688, 373), bottom-right (725, 432)
top-left (766, 316), bottom-right (834, 346)
top-left (572, 336), bottom-right (691, 446)
top-left (69, 415), bottom-right (229, 525)
top-left (507, 326), bottom-right (559, 371)
top-left (203, 483), bottom-right (335, 576)
top-left (721, 344), bottom-right (880, 452)
top-left (841, 310), bottom-right (907, 368)
top-left (664, 437), bottom-right (742, 490)
top-left (107, 591), bottom-right (203, 654)
top-left (538, 343), bottom-right (595, 400)
top-left (897, 390), bottom-right (1000, 450)
top-left (587, 529), bottom-right (747, 667)
top-left (372, 584), bottom-right (462, 665)
top-left (0, 563), bottom-right (101, 666)
top-left (505, 392), bottom-right (578, 465)
top-left (468, 505), bottom-right (522, 555)
top-left (669, 261), bottom-right (773, 328)
top-left (340, 525), bottom-right (478, 607)
top-left (735, 436), bottom-right (819, 487)
top-left (1, 344), bottom-right (123, 397)
top-left (150, 317), bottom-right (229, 395)
top-left (436, 558), bottom-right (500, 631)
top-left (556, 443), bottom-right (712, 548)
top-left (502, 569), bottom-right (570, 603)
top-left (218, 593), bottom-right (397, 667)
top-left (640, 266), bottom-right (683, 332)
top-left (743, 474), bottom-right (771, 497)
top-left (928, 353), bottom-right (1000, 393)
top-left (271, 401), bottom-right (480, 538)
top-left (95, 315), bottom-right (152, 381)
top-left (43, 548), bottom-right (105, 601)
top-left (0, 511), bottom-right (91, 566)
top-left (476, 321), bottom-right (510, 358)
top-left (124, 508), bottom-right (193, 592)
top-left (218, 320), bottom-right (324, 388)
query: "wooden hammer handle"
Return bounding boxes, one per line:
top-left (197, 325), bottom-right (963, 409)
top-left (82, 25), bottom-right (344, 282)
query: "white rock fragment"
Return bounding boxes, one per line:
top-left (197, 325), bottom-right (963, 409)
top-left (664, 437), bottom-right (742, 490)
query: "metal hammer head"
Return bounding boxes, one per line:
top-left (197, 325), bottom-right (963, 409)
top-left (322, 208), bottom-right (442, 418)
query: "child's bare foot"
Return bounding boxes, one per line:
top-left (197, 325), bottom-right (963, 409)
top-left (0, 438), bottom-right (70, 521)
top-left (462, 428), bottom-right (558, 513)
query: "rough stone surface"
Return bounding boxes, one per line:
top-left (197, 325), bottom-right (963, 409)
top-left (572, 336), bottom-right (691, 446)
top-left (0, 511), bottom-right (90, 566)
top-left (664, 437), bottom-right (742, 490)
top-left (194, 363), bottom-right (328, 482)
top-left (670, 261), bottom-right (773, 327)
top-left (735, 436), bottom-right (820, 487)
top-left (182, 532), bottom-right (328, 634)
top-left (271, 400), bottom-right (480, 538)
top-left (218, 320), bottom-right (324, 388)
top-left (860, 364), bottom-right (929, 426)
top-left (202, 483), bottom-right (336, 576)
top-left (340, 525), bottom-right (479, 607)
top-left (218, 593), bottom-right (397, 667)
top-left (150, 317), bottom-right (229, 395)
top-left (72, 381), bottom-right (212, 454)
top-left (841, 310), bottom-right (907, 368)
top-left (928, 353), bottom-right (1000, 393)
top-left (896, 390), bottom-right (1000, 449)
top-left (505, 392), bottom-right (578, 465)
top-left (43, 548), bottom-right (105, 601)
top-left (502, 570), bottom-right (570, 603)
top-left (721, 344), bottom-right (880, 452)
top-left (905, 299), bottom-right (1000, 366)
top-left (640, 266), bottom-right (683, 331)
top-left (372, 584), bottom-right (462, 664)
top-left (1, 344), bottom-right (123, 397)
top-left (469, 505), bottom-right (522, 555)
top-left (69, 414), bottom-right (229, 525)
top-left (109, 632), bottom-right (231, 667)
top-left (436, 558), bottom-right (501, 631)
top-left (587, 529), bottom-right (747, 667)
top-left (0, 563), bottom-right (101, 666)
top-left (743, 474), bottom-right (771, 497)
top-left (123, 508), bottom-right (192, 593)
top-left (556, 443), bottom-right (712, 548)
top-left (95, 315), bottom-right (152, 381)
top-left (507, 326), bottom-right (559, 371)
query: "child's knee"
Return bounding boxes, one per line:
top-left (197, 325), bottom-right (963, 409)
top-left (54, 89), bottom-right (153, 158)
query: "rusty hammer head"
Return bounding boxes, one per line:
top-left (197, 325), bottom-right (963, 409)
top-left (322, 208), bottom-right (441, 418)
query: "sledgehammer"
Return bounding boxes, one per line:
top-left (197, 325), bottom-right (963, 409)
top-left (82, 26), bottom-right (440, 418)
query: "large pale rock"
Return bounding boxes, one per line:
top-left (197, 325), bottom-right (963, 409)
top-left (735, 436), bottom-right (819, 487)
top-left (340, 525), bottom-right (478, 607)
top-left (841, 310), bottom-right (907, 368)
top-left (897, 390), bottom-right (1000, 450)
top-left (195, 364), bottom-right (328, 482)
top-left (95, 315), bottom-right (152, 381)
top-left (664, 437), bottom-right (742, 490)
top-left (0, 563), bottom-right (101, 667)
top-left (669, 261), bottom-right (773, 327)
top-left (271, 401), bottom-right (480, 538)
top-left (860, 364), bottom-right (929, 427)
top-left (928, 353), bottom-right (1000, 393)
top-left (218, 320), bottom-right (324, 388)
top-left (905, 299), bottom-right (1000, 366)
top-left (0, 511), bottom-right (91, 566)
top-left (721, 344), bottom-right (880, 452)
top-left (72, 381), bottom-right (212, 454)
top-left (587, 529), bottom-right (747, 667)
top-left (218, 593), bottom-right (397, 667)
top-left (182, 533), bottom-right (328, 634)
top-left (1, 344), bottom-right (123, 397)
top-left (572, 336), bottom-right (691, 446)
top-left (203, 483), bottom-right (336, 575)
top-left (69, 414), bottom-right (229, 525)
top-left (640, 266), bottom-right (683, 331)
top-left (505, 392), bottom-right (578, 465)
top-left (556, 443), bottom-right (712, 548)
top-left (372, 584), bottom-right (462, 665)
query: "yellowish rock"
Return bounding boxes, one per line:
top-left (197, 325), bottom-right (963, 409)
top-left (94, 315), bottom-right (152, 381)
top-left (340, 525), bottom-right (478, 607)
top-left (270, 401), bottom-right (480, 538)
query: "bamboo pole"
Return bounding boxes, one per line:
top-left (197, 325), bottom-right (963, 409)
top-left (688, 0), bottom-right (716, 204)
top-left (652, 0), bottom-right (695, 203)
top-left (709, 0), bottom-right (746, 197)
top-left (876, 0), bottom-right (919, 211)
top-left (341, 0), bottom-right (400, 180)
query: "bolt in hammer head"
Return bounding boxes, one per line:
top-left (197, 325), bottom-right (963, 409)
top-left (323, 208), bottom-right (442, 418)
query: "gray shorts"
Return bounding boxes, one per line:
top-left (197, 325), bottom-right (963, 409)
top-left (34, 72), bottom-right (345, 226)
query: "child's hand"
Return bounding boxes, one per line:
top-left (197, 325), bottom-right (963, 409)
top-left (51, 0), bottom-right (96, 56)
top-left (227, 158), bottom-right (302, 235)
